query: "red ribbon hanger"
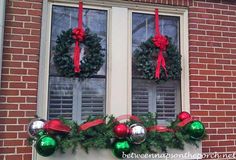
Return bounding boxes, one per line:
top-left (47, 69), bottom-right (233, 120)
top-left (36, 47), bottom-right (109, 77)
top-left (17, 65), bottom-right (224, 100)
top-left (72, 1), bottom-right (85, 73)
top-left (152, 8), bottom-right (168, 79)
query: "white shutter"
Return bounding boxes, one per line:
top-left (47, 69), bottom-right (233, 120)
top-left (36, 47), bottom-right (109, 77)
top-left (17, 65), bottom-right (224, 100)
top-left (80, 78), bottom-right (105, 121)
top-left (132, 81), bottom-right (150, 116)
top-left (48, 77), bottom-right (73, 119)
top-left (132, 79), bottom-right (180, 120)
top-left (156, 86), bottom-right (178, 120)
top-left (48, 77), bottom-right (105, 121)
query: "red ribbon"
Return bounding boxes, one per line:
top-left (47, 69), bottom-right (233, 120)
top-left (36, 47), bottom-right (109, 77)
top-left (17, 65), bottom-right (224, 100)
top-left (44, 119), bottom-right (71, 133)
top-left (152, 9), bottom-right (168, 79)
top-left (72, 2), bottom-right (85, 73)
top-left (78, 119), bottom-right (104, 131)
top-left (177, 117), bottom-right (194, 127)
top-left (147, 125), bottom-right (174, 132)
top-left (115, 114), bottom-right (141, 123)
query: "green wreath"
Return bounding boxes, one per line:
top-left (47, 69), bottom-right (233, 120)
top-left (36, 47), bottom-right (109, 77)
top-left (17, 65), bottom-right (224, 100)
top-left (53, 28), bottom-right (104, 79)
top-left (133, 37), bottom-right (181, 83)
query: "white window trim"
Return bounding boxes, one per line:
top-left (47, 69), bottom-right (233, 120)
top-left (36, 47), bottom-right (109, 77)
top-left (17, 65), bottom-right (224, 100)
top-left (36, 0), bottom-right (194, 159)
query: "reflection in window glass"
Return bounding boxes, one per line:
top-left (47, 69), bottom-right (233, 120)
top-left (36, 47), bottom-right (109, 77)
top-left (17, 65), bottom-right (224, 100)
top-left (48, 5), bottom-right (107, 122)
top-left (132, 12), bottom-right (181, 121)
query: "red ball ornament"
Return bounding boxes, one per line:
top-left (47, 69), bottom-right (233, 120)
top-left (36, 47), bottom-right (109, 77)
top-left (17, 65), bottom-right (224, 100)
top-left (113, 123), bottom-right (130, 138)
top-left (178, 111), bottom-right (191, 121)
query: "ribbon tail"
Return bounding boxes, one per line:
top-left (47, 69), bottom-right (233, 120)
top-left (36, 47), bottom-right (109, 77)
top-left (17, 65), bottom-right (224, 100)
top-left (74, 41), bottom-right (80, 73)
top-left (155, 51), bottom-right (162, 79)
top-left (78, 119), bottom-right (104, 131)
top-left (161, 53), bottom-right (168, 78)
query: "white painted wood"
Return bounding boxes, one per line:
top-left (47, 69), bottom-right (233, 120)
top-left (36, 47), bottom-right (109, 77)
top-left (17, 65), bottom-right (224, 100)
top-left (38, 143), bottom-right (201, 160)
top-left (107, 7), bottom-right (129, 116)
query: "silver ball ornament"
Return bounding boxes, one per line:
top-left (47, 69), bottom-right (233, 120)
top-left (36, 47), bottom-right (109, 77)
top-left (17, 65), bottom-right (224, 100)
top-left (28, 118), bottom-right (46, 138)
top-left (129, 123), bottom-right (147, 144)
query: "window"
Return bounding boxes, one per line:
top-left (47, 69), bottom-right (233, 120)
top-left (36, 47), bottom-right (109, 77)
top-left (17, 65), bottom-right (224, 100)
top-left (38, 0), bottom-right (189, 126)
top-left (48, 5), bottom-right (108, 122)
top-left (131, 12), bottom-right (181, 122)
top-left (36, 1), bottom-right (191, 159)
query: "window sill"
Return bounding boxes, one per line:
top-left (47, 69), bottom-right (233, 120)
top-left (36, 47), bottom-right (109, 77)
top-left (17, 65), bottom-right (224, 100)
top-left (37, 143), bottom-right (201, 160)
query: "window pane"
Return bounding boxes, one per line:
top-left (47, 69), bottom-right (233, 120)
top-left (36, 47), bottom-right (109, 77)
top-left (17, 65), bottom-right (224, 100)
top-left (48, 5), bottom-right (107, 122)
top-left (132, 12), bottom-right (181, 121)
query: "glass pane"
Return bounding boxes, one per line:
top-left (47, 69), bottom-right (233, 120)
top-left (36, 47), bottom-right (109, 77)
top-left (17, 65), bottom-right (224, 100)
top-left (132, 12), bottom-right (181, 121)
top-left (48, 5), bottom-right (107, 121)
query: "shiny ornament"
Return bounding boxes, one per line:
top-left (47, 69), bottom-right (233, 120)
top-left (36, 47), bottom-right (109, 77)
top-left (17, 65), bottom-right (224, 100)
top-left (186, 121), bottom-right (205, 140)
top-left (113, 123), bottom-right (130, 139)
top-left (112, 140), bottom-right (131, 159)
top-left (36, 135), bottom-right (57, 157)
top-left (129, 123), bottom-right (147, 144)
top-left (44, 119), bottom-right (71, 134)
top-left (178, 111), bottom-right (191, 121)
top-left (27, 118), bottom-right (46, 138)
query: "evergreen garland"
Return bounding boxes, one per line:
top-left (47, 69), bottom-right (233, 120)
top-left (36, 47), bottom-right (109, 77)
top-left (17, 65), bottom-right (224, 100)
top-left (134, 37), bottom-right (181, 83)
top-left (53, 28), bottom-right (104, 79)
top-left (34, 113), bottom-right (206, 155)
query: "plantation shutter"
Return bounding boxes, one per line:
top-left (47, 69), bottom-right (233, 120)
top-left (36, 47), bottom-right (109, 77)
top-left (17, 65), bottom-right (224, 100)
top-left (80, 79), bottom-right (105, 121)
top-left (48, 77), bottom-right (105, 122)
top-left (48, 77), bottom-right (73, 120)
top-left (132, 80), bottom-right (180, 121)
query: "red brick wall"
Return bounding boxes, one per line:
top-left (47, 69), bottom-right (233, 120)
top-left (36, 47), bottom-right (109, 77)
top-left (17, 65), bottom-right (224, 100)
top-left (188, 0), bottom-right (236, 156)
top-left (0, 0), bottom-right (42, 160)
top-left (0, 0), bottom-right (236, 159)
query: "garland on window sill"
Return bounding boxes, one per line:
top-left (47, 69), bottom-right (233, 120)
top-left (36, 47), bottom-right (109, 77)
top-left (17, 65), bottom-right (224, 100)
top-left (27, 112), bottom-right (206, 158)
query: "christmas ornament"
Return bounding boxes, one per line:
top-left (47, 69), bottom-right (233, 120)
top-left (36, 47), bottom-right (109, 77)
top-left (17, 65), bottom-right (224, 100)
top-left (186, 121), bottom-right (205, 140)
top-left (129, 123), bottom-right (147, 144)
top-left (36, 135), bottom-right (57, 157)
top-left (27, 118), bottom-right (45, 138)
top-left (44, 119), bottom-right (71, 134)
top-left (113, 123), bottom-right (130, 139)
top-left (178, 111), bottom-right (191, 121)
top-left (112, 140), bottom-right (131, 159)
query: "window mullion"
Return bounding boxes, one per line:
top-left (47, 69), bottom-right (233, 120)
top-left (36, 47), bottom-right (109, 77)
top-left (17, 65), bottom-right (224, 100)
top-left (108, 7), bottom-right (129, 117)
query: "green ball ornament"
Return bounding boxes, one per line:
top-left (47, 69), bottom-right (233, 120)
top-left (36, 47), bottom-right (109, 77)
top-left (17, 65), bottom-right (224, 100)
top-left (186, 121), bottom-right (205, 140)
top-left (36, 135), bottom-right (57, 157)
top-left (112, 140), bottom-right (131, 159)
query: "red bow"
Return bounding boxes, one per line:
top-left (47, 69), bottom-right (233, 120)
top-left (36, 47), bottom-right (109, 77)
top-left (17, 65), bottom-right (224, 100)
top-left (72, 28), bottom-right (85, 41)
top-left (152, 34), bottom-right (168, 51)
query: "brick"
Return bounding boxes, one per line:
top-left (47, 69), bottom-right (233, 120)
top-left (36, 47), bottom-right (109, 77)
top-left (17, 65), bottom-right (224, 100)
top-left (6, 155), bottom-right (22, 160)
top-left (13, 1), bottom-right (32, 8)
top-left (7, 125), bottom-right (24, 131)
top-left (208, 100), bottom-right (224, 104)
top-left (9, 82), bottom-right (26, 88)
top-left (8, 111), bottom-right (25, 117)
top-left (7, 97), bottom-right (25, 103)
top-left (0, 89), bottom-right (19, 96)
top-left (11, 41), bottom-right (29, 48)
top-left (0, 148), bottom-right (15, 154)
top-left (17, 147), bottom-right (32, 154)
top-left (4, 140), bottom-right (23, 146)
top-left (12, 28), bottom-right (30, 35)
